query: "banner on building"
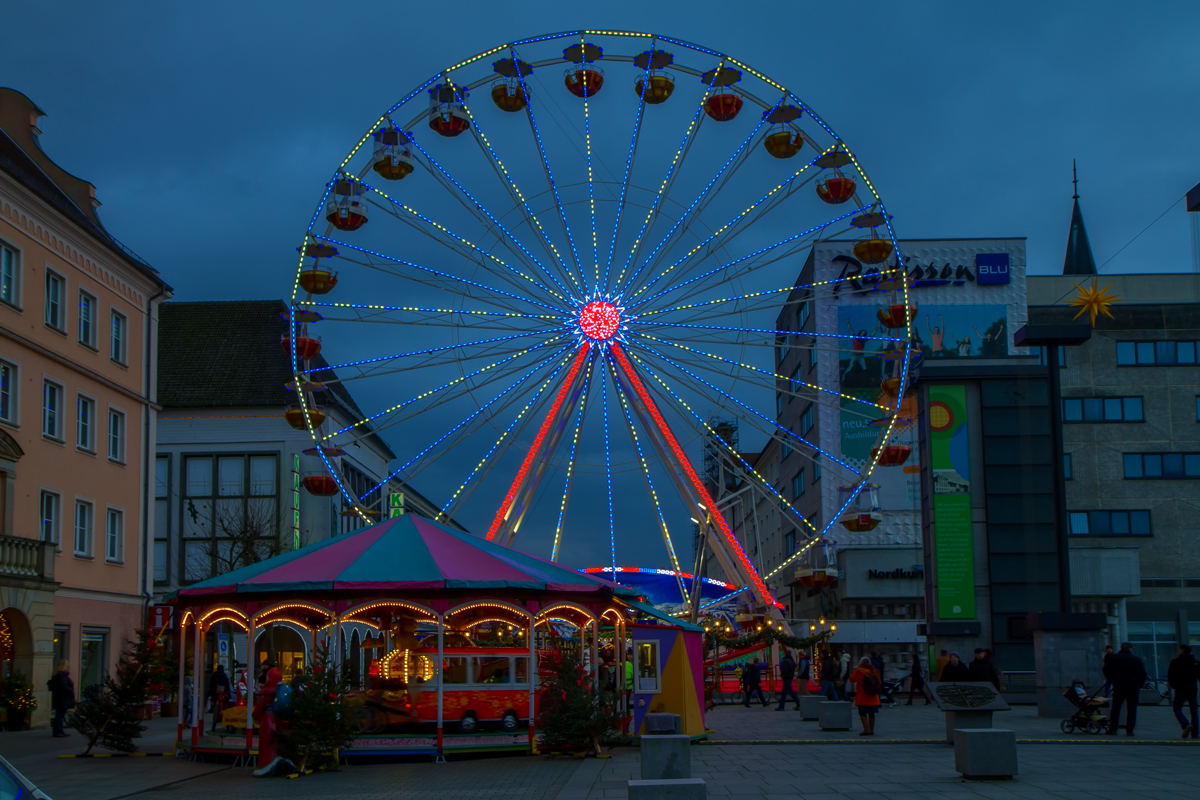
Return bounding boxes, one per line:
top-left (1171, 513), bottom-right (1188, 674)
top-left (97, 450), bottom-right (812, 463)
top-left (929, 384), bottom-right (975, 619)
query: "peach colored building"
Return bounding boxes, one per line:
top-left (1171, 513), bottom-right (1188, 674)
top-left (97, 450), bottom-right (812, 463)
top-left (0, 88), bottom-right (170, 726)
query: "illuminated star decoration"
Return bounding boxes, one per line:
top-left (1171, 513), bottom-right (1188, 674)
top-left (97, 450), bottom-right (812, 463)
top-left (1069, 279), bottom-right (1120, 327)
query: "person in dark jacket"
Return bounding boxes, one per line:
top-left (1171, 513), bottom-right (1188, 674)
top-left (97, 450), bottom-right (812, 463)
top-left (775, 650), bottom-right (801, 711)
top-left (742, 660), bottom-right (768, 707)
top-left (819, 652), bottom-right (839, 700)
top-left (1100, 644), bottom-right (1115, 696)
top-left (795, 650), bottom-right (811, 696)
top-left (1104, 642), bottom-right (1148, 735)
top-left (940, 652), bottom-right (971, 682)
top-left (870, 651), bottom-right (885, 678)
top-left (208, 664), bottom-right (232, 733)
top-left (47, 660), bottom-right (75, 738)
top-left (1167, 645), bottom-right (1199, 739)
top-left (906, 653), bottom-right (932, 704)
top-left (966, 648), bottom-right (1001, 689)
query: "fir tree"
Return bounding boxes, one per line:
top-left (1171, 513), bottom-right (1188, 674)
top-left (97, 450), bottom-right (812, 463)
top-left (69, 631), bottom-right (155, 753)
top-left (277, 641), bottom-right (355, 772)
top-left (535, 648), bottom-right (624, 755)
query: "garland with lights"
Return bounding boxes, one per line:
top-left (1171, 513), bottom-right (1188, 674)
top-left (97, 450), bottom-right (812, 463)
top-left (702, 625), bottom-right (834, 653)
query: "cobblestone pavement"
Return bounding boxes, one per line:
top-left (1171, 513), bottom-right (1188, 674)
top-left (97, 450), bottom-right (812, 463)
top-left (4, 705), bottom-right (1199, 800)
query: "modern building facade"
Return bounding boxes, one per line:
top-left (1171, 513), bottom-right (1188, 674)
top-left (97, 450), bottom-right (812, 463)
top-left (1028, 271), bottom-right (1200, 678)
top-left (0, 88), bottom-right (171, 721)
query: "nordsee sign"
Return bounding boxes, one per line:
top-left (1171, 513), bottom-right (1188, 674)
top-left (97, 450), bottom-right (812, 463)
top-left (868, 568), bottom-right (921, 580)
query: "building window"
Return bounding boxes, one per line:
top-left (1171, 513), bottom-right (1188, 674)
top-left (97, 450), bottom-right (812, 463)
top-left (813, 453), bottom-right (822, 481)
top-left (1116, 340), bottom-right (1197, 366)
top-left (790, 364), bottom-right (802, 392)
top-left (110, 311), bottom-right (127, 364)
top-left (796, 298), bottom-right (810, 329)
top-left (1037, 346), bottom-right (1066, 367)
top-left (1122, 453), bottom-right (1200, 479)
top-left (107, 409), bottom-right (125, 462)
top-left (341, 462), bottom-right (382, 534)
top-left (40, 490), bottom-right (60, 545)
top-left (1127, 622), bottom-right (1177, 680)
top-left (781, 442), bottom-right (791, 459)
top-left (809, 343), bottom-right (818, 373)
top-left (776, 393), bottom-right (783, 417)
top-left (79, 629), bottom-right (108, 693)
top-left (0, 359), bottom-right (17, 425)
top-left (78, 291), bottom-right (96, 348)
top-left (105, 508), bottom-right (124, 562)
top-left (775, 334), bottom-right (788, 366)
top-left (800, 404), bottom-right (814, 435)
top-left (76, 395), bottom-right (95, 452)
top-left (1063, 397), bottom-right (1142, 422)
top-left (0, 241), bottom-right (19, 307)
top-left (42, 379), bottom-right (63, 440)
top-left (1064, 453), bottom-right (1072, 480)
top-left (74, 499), bottom-right (93, 556)
top-left (784, 529), bottom-right (796, 554)
top-left (792, 470), bottom-right (805, 498)
top-left (807, 512), bottom-right (819, 533)
top-left (44, 270), bottom-right (65, 331)
top-left (1068, 510), bottom-right (1151, 536)
top-left (183, 453), bottom-right (280, 582)
top-left (154, 456), bottom-right (170, 584)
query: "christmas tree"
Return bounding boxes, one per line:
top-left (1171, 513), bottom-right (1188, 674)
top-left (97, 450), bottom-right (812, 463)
top-left (535, 648), bottom-right (624, 755)
top-left (277, 641), bottom-right (355, 772)
top-left (69, 631), bottom-right (154, 753)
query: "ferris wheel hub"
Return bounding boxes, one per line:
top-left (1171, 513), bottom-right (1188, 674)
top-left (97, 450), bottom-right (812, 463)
top-left (577, 299), bottom-right (622, 342)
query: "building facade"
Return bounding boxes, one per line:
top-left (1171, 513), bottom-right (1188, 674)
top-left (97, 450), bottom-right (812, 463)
top-left (153, 300), bottom-right (451, 599)
top-left (0, 88), bottom-right (170, 721)
top-left (1029, 272), bottom-right (1200, 678)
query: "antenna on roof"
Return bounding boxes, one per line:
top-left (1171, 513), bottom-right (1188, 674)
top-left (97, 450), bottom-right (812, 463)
top-left (1072, 159), bottom-right (1079, 200)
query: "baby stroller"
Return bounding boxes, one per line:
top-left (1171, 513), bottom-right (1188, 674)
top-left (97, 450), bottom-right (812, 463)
top-left (878, 677), bottom-right (902, 708)
top-left (1060, 680), bottom-right (1110, 734)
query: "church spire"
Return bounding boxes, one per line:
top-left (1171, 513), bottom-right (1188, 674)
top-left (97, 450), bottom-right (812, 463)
top-left (1063, 159), bottom-right (1097, 275)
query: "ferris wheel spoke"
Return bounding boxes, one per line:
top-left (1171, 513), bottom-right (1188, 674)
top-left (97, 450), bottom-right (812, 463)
top-left (323, 335), bottom-right (571, 441)
top-left (610, 68), bottom-right (721, 291)
top-left (305, 328), bottom-right (568, 378)
top-left (625, 143), bottom-right (838, 303)
top-left (364, 344), bottom-right (576, 500)
top-left (629, 339), bottom-right (859, 475)
top-left (619, 106), bottom-right (772, 295)
top-left (511, 48), bottom-right (586, 293)
top-left (550, 359), bottom-right (594, 562)
top-left (627, 202), bottom-right (859, 311)
top-left (313, 234), bottom-right (563, 313)
top-left (623, 349), bottom-right (820, 539)
top-left (632, 321), bottom-right (902, 345)
top-left (603, 57), bottom-right (652, 293)
top-left (404, 132), bottom-right (576, 300)
top-left (630, 332), bottom-right (888, 414)
top-left (607, 357), bottom-right (689, 602)
top-left (458, 104), bottom-right (578, 297)
top-left (307, 301), bottom-right (564, 325)
top-left (341, 174), bottom-right (568, 305)
top-left (578, 34), bottom-right (601, 290)
top-left (440, 347), bottom-right (582, 519)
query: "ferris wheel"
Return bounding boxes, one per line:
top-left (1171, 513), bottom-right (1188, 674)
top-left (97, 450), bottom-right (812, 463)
top-left (284, 31), bottom-right (914, 631)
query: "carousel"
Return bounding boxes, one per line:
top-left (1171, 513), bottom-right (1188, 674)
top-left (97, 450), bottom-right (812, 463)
top-left (166, 513), bottom-right (706, 759)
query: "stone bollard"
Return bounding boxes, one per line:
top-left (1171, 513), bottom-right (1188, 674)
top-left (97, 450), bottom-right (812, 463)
top-left (645, 712), bottom-right (682, 735)
top-left (953, 728), bottom-right (1017, 780)
top-left (628, 778), bottom-right (707, 799)
top-left (800, 695), bottom-right (822, 720)
top-left (640, 734), bottom-right (691, 780)
top-left (818, 701), bottom-right (852, 731)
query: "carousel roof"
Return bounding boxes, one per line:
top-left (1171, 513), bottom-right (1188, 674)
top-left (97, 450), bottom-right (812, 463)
top-left (167, 514), bottom-right (639, 599)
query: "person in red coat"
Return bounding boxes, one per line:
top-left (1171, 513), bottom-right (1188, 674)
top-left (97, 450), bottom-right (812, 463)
top-left (252, 668), bottom-right (284, 774)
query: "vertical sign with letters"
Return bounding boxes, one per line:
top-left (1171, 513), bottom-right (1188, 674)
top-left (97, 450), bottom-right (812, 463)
top-left (929, 384), bottom-right (975, 618)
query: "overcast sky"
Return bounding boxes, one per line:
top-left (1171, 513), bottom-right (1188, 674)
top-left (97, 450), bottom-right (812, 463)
top-left (4, 2), bottom-right (1199, 573)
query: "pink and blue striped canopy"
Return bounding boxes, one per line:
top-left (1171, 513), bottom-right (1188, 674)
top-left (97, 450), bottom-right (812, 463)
top-left (170, 514), bottom-right (637, 598)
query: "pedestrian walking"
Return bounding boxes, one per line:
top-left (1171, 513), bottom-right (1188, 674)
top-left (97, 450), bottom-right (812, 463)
top-left (836, 650), bottom-right (852, 700)
top-left (870, 650), bottom-right (885, 678)
top-left (849, 657), bottom-right (882, 736)
top-left (743, 659), bottom-right (768, 707)
top-left (1104, 642), bottom-right (1147, 736)
top-left (1100, 644), bottom-right (1115, 697)
top-left (819, 652), bottom-right (839, 700)
top-left (906, 653), bottom-right (932, 705)
top-left (776, 649), bottom-right (801, 711)
top-left (795, 650), bottom-right (811, 696)
top-left (934, 649), bottom-right (950, 681)
top-left (1167, 644), bottom-right (1199, 739)
top-left (966, 648), bottom-right (1001, 689)
top-left (939, 652), bottom-right (970, 682)
top-left (46, 659), bottom-right (75, 738)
